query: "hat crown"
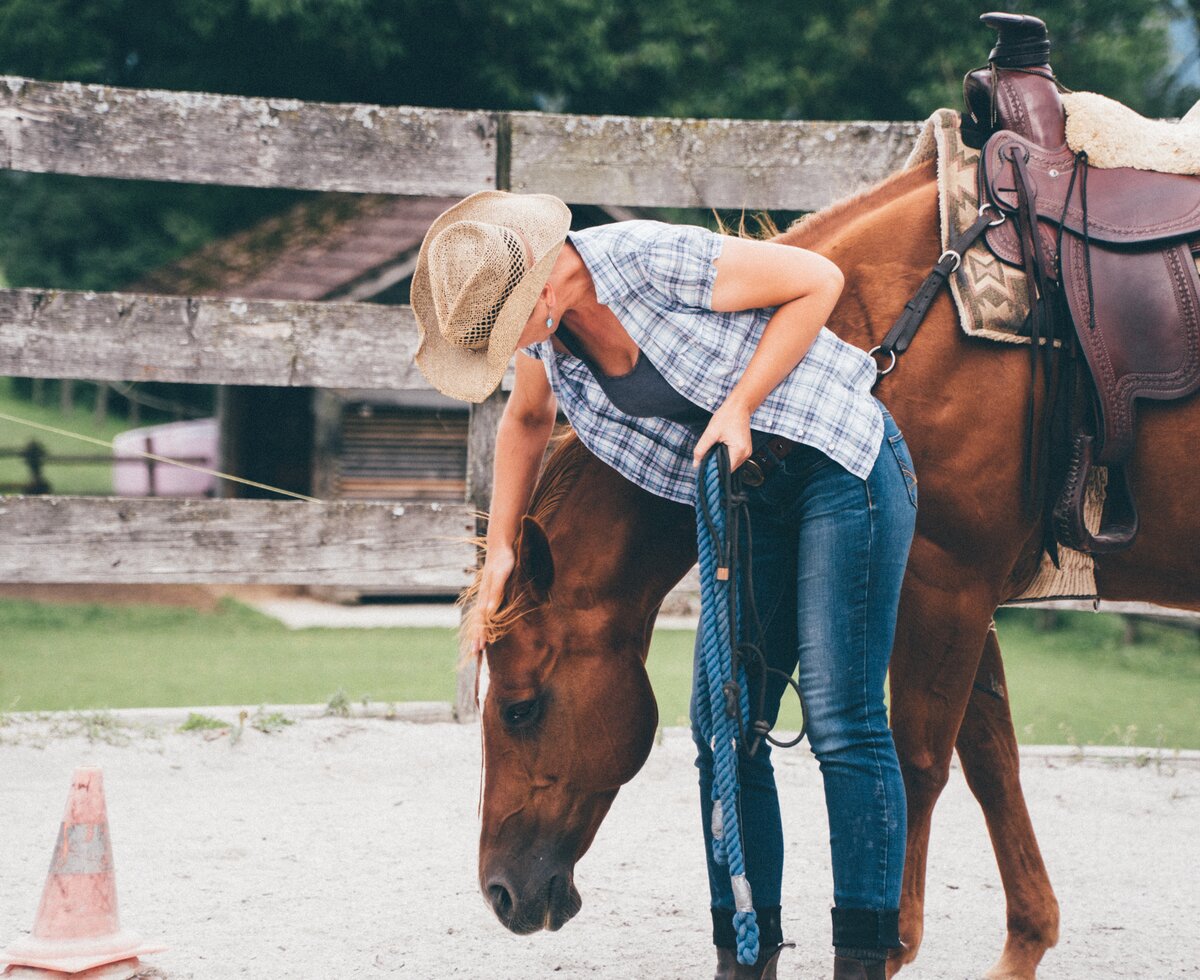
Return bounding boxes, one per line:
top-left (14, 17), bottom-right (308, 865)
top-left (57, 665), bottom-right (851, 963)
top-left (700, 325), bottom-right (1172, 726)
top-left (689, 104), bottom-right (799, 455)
top-left (411, 190), bottom-right (571, 403)
top-left (429, 220), bottom-right (528, 351)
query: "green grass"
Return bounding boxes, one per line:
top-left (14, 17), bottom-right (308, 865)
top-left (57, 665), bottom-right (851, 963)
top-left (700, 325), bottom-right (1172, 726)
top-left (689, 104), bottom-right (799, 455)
top-left (990, 608), bottom-right (1200, 750)
top-left (1, 598), bottom-right (1197, 749)
top-left (0, 598), bottom-right (460, 712)
top-left (179, 712), bottom-right (231, 731)
top-left (0, 378), bottom-right (136, 494)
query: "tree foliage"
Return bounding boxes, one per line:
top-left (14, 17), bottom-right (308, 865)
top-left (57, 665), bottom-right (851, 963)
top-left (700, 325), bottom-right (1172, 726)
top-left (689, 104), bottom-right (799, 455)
top-left (0, 0), bottom-right (1194, 291)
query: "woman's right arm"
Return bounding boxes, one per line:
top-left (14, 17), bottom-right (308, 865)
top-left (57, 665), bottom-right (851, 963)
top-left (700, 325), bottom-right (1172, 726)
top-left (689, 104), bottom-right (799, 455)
top-left (470, 351), bottom-right (557, 653)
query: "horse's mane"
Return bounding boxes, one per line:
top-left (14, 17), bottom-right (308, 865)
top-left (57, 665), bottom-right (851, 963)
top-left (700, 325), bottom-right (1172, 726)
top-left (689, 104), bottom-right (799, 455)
top-left (528, 430), bottom-right (591, 525)
top-left (460, 430), bottom-right (591, 655)
top-left (774, 159), bottom-right (933, 249)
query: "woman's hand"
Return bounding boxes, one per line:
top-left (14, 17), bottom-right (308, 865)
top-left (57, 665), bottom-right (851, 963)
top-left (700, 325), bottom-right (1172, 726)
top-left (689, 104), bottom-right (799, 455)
top-left (692, 399), bottom-right (753, 471)
top-left (469, 545), bottom-right (516, 655)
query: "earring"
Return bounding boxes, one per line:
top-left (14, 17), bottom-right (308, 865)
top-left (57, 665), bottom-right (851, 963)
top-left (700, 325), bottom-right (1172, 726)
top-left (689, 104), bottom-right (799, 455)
top-left (545, 305), bottom-right (554, 330)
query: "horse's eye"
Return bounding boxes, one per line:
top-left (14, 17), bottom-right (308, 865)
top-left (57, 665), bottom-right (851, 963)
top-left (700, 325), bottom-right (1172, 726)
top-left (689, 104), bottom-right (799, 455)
top-left (501, 698), bottom-right (542, 730)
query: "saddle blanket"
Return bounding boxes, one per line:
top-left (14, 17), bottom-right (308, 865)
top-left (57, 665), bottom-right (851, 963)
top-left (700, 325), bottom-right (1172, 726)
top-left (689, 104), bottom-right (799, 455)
top-left (905, 108), bottom-right (1102, 602)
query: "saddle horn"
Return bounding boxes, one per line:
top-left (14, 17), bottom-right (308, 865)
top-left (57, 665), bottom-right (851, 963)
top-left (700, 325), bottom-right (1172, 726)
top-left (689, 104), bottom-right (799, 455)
top-left (981, 12), bottom-right (1051, 69)
top-left (963, 11), bottom-right (1065, 149)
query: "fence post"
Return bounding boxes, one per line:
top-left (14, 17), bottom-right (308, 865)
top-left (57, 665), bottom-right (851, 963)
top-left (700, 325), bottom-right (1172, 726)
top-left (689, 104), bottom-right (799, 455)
top-left (457, 387), bottom-right (506, 721)
top-left (454, 112), bottom-right (511, 723)
top-left (93, 382), bottom-right (110, 425)
top-left (22, 440), bottom-right (50, 494)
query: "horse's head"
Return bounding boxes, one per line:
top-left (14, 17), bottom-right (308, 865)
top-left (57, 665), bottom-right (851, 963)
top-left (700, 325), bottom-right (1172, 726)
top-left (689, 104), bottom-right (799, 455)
top-left (472, 437), bottom-right (695, 934)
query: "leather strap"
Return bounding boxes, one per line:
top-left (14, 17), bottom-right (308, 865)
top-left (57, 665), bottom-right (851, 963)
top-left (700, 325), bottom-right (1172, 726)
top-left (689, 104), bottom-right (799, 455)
top-left (871, 208), bottom-right (999, 375)
top-left (1009, 142), bottom-right (1050, 520)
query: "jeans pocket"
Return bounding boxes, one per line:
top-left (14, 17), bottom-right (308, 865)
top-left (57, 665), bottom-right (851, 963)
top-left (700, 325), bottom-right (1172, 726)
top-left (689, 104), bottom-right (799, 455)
top-left (886, 432), bottom-right (918, 508)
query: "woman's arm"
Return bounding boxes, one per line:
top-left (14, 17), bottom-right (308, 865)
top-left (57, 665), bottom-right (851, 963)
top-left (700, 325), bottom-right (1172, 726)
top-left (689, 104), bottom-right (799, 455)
top-left (470, 351), bottom-right (557, 653)
top-left (692, 237), bottom-right (844, 469)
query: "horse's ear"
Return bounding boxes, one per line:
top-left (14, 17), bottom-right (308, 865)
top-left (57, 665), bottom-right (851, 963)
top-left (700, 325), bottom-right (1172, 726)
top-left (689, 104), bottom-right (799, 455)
top-left (516, 515), bottom-right (555, 600)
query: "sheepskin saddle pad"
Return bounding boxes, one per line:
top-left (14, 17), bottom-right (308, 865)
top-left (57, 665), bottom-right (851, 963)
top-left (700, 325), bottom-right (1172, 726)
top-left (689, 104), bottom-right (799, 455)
top-left (1063, 91), bottom-right (1200, 173)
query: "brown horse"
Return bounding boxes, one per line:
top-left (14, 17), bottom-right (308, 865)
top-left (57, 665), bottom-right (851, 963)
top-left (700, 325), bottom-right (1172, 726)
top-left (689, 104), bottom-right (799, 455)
top-left (472, 155), bottom-right (1200, 978)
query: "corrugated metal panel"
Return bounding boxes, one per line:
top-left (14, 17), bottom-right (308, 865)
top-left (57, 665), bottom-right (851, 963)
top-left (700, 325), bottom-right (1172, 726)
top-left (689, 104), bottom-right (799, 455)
top-left (337, 405), bottom-right (467, 501)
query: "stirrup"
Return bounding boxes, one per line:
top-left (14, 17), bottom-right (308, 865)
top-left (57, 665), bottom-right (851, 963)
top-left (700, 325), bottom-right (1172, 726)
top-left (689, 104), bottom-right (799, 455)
top-left (1052, 434), bottom-right (1138, 553)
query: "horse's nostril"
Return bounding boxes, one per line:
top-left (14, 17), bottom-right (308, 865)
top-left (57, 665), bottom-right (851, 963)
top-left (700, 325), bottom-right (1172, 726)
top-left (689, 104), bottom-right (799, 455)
top-left (488, 882), bottom-right (513, 920)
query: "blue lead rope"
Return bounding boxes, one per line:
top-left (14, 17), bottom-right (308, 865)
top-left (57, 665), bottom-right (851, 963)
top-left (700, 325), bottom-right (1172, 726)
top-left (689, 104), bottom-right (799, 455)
top-left (695, 445), bottom-right (759, 967)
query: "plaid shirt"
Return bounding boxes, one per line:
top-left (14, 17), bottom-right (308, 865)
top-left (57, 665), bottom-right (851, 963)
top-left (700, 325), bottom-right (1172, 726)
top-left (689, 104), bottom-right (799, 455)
top-left (524, 220), bottom-right (882, 505)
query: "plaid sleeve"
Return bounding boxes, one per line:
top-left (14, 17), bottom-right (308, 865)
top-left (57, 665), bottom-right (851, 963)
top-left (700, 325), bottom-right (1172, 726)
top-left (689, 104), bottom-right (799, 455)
top-left (638, 223), bottom-right (727, 310)
top-left (519, 342), bottom-right (546, 362)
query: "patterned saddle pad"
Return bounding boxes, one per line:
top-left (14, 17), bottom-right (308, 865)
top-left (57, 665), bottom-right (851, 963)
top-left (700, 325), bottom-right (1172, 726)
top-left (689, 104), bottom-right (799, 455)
top-left (905, 109), bottom-right (1100, 602)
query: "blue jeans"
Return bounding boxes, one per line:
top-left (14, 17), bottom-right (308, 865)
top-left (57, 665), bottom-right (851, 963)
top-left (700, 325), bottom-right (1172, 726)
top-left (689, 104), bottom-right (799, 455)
top-left (692, 403), bottom-right (917, 950)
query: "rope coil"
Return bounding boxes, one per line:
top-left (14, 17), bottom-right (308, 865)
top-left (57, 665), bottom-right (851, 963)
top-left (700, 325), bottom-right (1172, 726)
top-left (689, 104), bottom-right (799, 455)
top-left (694, 445), bottom-right (758, 966)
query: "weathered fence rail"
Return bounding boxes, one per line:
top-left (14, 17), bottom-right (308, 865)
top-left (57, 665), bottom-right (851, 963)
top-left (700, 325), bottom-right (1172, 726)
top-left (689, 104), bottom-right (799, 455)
top-left (0, 77), bottom-right (498, 197)
top-left (505, 112), bottom-right (922, 209)
top-left (0, 496), bottom-right (474, 588)
top-left (0, 287), bottom-right (425, 389)
top-left (0, 76), bottom-right (920, 209)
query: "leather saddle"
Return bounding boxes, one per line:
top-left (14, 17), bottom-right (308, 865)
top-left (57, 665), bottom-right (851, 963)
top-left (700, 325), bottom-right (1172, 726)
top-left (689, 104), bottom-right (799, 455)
top-left (965, 13), bottom-right (1200, 554)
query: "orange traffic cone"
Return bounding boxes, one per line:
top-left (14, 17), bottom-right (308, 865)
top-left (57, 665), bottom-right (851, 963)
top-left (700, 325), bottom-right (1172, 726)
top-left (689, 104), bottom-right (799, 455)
top-left (1, 767), bottom-right (165, 978)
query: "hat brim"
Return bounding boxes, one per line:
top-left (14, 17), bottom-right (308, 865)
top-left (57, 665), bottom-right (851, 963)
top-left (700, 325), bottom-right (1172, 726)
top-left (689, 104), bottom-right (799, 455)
top-left (412, 191), bottom-right (571, 403)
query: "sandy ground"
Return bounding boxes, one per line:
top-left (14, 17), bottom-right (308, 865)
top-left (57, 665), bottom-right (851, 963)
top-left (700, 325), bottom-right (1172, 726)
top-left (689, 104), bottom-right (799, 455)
top-left (1, 711), bottom-right (1197, 980)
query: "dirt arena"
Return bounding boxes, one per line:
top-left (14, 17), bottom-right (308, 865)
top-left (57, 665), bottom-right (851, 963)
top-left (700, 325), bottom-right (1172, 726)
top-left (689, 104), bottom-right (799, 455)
top-left (1, 709), bottom-right (1197, 979)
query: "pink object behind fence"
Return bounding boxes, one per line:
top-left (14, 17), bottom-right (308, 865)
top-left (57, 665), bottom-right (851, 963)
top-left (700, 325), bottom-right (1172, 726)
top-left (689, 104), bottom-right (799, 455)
top-left (112, 418), bottom-right (219, 497)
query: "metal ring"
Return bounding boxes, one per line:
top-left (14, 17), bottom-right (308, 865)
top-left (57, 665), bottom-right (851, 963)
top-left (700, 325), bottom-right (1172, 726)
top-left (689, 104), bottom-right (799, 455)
top-left (737, 458), bottom-right (765, 488)
top-left (938, 249), bottom-right (962, 273)
top-left (978, 203), bottom-right (1006, 226)
top-left (868, 345), bottom-right (897, 376)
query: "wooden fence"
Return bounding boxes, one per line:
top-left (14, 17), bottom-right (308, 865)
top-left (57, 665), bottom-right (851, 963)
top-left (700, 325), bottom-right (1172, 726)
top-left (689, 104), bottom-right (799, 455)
top-left (0, 74), bottom-right (920, 589)
top-left (0, 76), bottom-right (923, 714)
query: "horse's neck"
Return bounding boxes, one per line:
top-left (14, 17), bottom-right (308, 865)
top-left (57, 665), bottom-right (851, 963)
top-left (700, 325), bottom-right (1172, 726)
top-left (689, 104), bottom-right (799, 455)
top-left (777, 159), bottom-right (941, 352)
top-left (545, 457), bottom-right (696, 623)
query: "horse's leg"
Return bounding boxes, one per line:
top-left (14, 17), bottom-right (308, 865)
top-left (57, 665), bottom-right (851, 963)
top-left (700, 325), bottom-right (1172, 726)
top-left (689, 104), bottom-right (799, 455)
top-left (885, 562), bottom-right (998, 976)
top-left (955, 623), bottom-right (1059, 980)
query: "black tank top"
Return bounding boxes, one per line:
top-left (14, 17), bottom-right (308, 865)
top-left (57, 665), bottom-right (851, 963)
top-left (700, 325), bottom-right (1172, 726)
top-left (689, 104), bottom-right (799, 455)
top-left (556, 326), bottom-right (711, 429)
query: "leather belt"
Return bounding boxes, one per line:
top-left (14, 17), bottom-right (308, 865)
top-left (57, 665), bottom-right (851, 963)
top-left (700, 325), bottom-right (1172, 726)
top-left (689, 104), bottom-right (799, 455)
top-left (735, 436), bottom-right (795, 487)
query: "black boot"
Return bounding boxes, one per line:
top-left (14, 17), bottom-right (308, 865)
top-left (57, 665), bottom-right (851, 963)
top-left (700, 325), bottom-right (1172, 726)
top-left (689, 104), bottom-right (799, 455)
top-left (712, 906), bottom-right (793, 979)
top-left (714, 942), bottom-right (794, 980)
top-left (830, 908), bottom-right (899, 980)
top-left (832, 952), bottom-right (887, 980)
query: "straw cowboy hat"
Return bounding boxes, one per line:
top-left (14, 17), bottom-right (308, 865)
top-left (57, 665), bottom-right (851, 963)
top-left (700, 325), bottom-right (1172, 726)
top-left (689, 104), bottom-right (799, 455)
top-left (412, 190), bottom-right (572, 402)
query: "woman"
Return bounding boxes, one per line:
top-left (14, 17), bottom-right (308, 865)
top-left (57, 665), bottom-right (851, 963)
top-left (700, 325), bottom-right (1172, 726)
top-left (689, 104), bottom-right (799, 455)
top-left (412, 190), bottom-right (917, 980)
